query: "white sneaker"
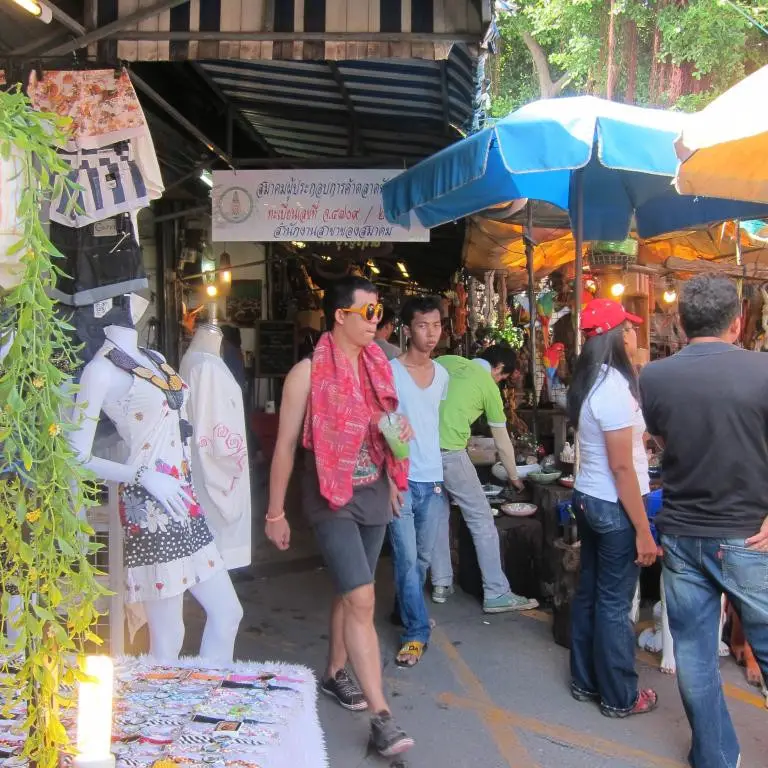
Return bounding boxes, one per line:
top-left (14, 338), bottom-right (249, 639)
top-left (431, 585), bottom-right (454, 604)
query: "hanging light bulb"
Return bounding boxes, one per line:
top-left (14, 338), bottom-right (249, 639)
top-left (663, 279), bottom-right (678, 304)
top-left (218, 251), bottom-right (232, 284)
top-left (610, 281), bottom-right (625, 298)
top-left (205, 284), bottom-right (218, 298)
top-left (367, 260), bottom-right (380, 275)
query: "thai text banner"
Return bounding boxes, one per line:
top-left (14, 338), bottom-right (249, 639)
top-left (212, 169), bottom-right (430, 242)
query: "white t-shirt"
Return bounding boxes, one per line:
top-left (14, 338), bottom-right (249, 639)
top-left (574, 366), bottom-right (650, 503)
top-left (391, 358), bottom-right (449, 482)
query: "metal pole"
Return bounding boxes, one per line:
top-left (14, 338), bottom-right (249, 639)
top-left (128, 70), bottom-right (234, 168)
top-left (573, 171), bottom-right (585, 355)
top-left (524, 202), bottom-right (538, 444)
top-left (100, 30), bottom-right (482, 43)
top-left (735, 218), bottom-right (744, 297)
top-left (44, 0), bottom-right (191, 58)
top-left (573, 170), bottom-right (585, 474)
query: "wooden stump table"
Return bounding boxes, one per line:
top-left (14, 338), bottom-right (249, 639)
top-left (529, 481), bottom-right (574, 599)
top-left (457, 512), bottom-right (544, 604)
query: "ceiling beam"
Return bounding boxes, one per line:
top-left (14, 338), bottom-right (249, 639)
top-left (44, 0), bottom-right (191, 58)
top-left (10, 1), bottom-right (87, 56)
top-left (129, 70), bottom-right (233, 168)
top-left (327, 61), bottom-right (365, 157)
top-left (231, 156), bottom-right (409, 169)
top-left (99, 31), bottom-right (479, 43)
top-left (163, 158), bottom-right (216, 194)
top-left (190, 62), bottom-right (277, 158)
top-left (41, 1), bottom-right (87, 35)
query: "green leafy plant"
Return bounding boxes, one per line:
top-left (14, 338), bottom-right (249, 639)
top-left (491, 317), bottom-right (525, 350)
top-left (0, 86), bottom-right (106, 768)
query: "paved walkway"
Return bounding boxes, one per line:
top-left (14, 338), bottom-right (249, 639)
top-left (185, 560), bottom-right (767, 768)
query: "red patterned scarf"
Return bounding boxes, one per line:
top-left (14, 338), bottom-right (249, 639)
top-left (303, 332), bottom-right (408, 510)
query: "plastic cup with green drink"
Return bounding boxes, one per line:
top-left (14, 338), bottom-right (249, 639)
top-left (378, 412), bottom-right (410, 460)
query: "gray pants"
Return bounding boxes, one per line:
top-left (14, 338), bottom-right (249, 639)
top-left (431, 449), bottom-right (511, 600)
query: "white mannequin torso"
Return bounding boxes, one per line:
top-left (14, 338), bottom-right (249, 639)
top-left (69, 325), bottom-right (168, 482)
top-left (180, 325), bottom-right (252, 570)
top-left (186, 324), bottom-right (223, 357)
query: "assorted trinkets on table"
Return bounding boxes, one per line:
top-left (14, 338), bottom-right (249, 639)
top-left (0, 658), bottom-right (327, 768)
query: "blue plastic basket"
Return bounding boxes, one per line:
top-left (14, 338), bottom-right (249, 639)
top-left (646, 489), bottom-right (662, 543)
top-left (646, 489), bottom-right (663, 519)
top-left (556, 500), bottom-right (574, 526)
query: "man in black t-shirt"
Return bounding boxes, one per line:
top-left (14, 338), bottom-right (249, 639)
top-left (640, 275), bottom-right (768, 768)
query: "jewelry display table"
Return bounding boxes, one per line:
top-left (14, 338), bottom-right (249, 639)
top-left (0, 658), bottom-right (327, 768)
top-left (109, 657), bottom-right (327, 768)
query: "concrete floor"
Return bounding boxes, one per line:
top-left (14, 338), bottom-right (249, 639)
top-left (184, 554), bottom-right (768, 768)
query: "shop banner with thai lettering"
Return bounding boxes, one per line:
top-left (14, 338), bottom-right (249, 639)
top-left (211, 169), bottom-right (429, 242)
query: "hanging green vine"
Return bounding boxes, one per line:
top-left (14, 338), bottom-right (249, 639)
top-left (0, 86), bottom-right (107, 768)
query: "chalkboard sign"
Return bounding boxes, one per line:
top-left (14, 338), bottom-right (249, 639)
top-left (255, 321), bottom-right (297, 378)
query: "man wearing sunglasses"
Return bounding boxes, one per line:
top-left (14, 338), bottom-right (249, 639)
top-left (265, 275), bottom-right (414, 758)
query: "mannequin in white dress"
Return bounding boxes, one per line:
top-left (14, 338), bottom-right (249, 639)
top-left (68, 296), bottom-right (243, 663)
top-left (180, 323), bottom-right (252, 570)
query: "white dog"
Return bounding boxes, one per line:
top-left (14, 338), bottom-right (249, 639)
top-left (635, 573), bottom-right (728, 675)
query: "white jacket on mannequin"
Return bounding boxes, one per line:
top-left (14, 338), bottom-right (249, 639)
top-left (181, 326), bottom-right (252, 570)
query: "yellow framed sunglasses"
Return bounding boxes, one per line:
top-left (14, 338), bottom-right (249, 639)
top-left (340, 302), bottom-right (384, 323)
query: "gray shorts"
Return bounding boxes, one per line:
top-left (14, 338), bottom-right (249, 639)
top-left (313, 517), bottom-right (387, 595)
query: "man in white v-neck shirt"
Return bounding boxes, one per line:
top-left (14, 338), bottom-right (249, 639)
top-left (388, 296), bottom-right (449, 668)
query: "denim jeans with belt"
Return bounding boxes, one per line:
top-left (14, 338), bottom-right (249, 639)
top-left (661, 534), bottom-right (768, 768)
top-left (570, 490), bottom-right (640, 713)
top-left (388, 481), bottom-right (447, 645)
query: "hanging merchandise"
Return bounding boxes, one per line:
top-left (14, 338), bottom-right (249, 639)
top-left (49, 213), bottom-right (148, 306)
top-left (535, 290), bottom-right (556, 347)
top-left (454, 281), bottom-right (468, 338)
top-left (28, 69), bottom-right (164, 211)
top-left (0, 147), bottom-right (25, 291)
top-left (29, 69), bottom-right (149, 151)
top-left (497, 271), bottom-right (508, 329)
top-left (484, 271), bottom-right (497, 328)
top-left (542, 342), bottom-right (567, 409)
top-left (49, 143), bottom-right (152, 227)
top-left (29, 68), bottom-right (164, 372)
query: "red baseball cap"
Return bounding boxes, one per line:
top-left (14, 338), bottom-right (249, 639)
top-left (581, 299), bottom-right (642, 338)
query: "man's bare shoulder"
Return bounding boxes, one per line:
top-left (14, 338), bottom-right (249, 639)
top-left (284, 358), bottom-right (311, 392)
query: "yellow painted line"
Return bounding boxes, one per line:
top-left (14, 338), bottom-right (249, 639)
top-left (432, 627), bottom-right (537, 767)
top-left (439, 691), bottom-right (687, 768)
top-left (722, 683), bottom-right (767, 710)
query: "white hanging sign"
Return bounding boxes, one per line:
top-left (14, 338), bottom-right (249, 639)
top-left (211, 169), bottom-right (429, 243)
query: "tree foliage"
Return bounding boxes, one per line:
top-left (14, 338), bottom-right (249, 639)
top-left (491, 0), bottom-right (768, 115)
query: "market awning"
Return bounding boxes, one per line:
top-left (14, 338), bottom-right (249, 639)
top-left (196, 44), bottom-right (478, 161)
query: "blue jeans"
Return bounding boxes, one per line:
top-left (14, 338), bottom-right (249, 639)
top-left (570, 491), bottom-right (640, 713)
top-left (661, 534), bottom-right (768, 768)
top-left (388, 481), bottom-right (446, 645)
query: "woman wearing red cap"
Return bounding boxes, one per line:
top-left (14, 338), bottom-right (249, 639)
top-left (566, 299), bottom-right (658, 718)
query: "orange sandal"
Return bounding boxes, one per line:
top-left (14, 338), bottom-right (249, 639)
top-left (601, 688), bottom-right (658, 718)
top-left (395, 641), bottom-right (427, 668)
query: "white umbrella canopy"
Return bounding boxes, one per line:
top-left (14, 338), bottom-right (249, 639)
top-left (675, 65), bottom-right (768, 203)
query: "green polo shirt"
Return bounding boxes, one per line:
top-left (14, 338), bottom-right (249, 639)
top-left (438, 355), bottom-right (508, 451)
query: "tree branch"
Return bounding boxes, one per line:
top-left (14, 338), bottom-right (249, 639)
top-left (520, 30), bottom-right (556, 97)
top-left (553, 72), bottom-right (573, 96)
top-left (520, 29), bottom-right (571, 98)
